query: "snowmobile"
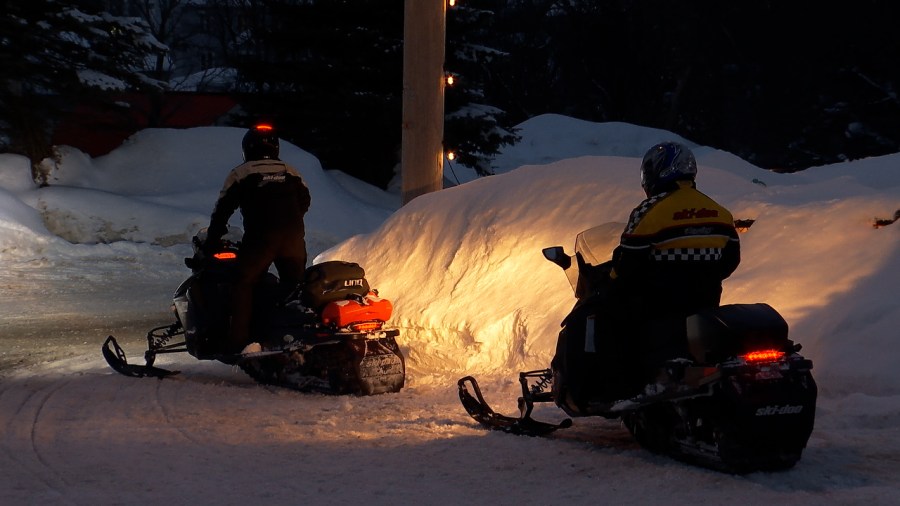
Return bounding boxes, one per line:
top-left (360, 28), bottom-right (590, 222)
top-left (102, 227), bottom-right (405, 395)
top-left (458, 224), bottom-right (817, 473)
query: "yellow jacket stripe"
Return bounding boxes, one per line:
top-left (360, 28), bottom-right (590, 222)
top-left (620, 183), bottom-right (738, 254)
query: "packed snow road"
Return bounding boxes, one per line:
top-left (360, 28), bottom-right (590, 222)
top-left (0, 249), bottom-right (177, 372)
top-left (1, 258), bottom-right (900, 505)
top-left (3, 352), bottom-right (900, 505)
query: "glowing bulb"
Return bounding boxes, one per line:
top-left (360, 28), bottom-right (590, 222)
top-left (445, 74), bottom-right (455, 86)
top-left (446, 151), bottom-right (456, 161)
top-left (448, 0), bottom-right (457, 6)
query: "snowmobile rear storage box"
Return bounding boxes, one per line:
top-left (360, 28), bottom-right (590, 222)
top-left (321, 293), bottom-right (393, 328)
top-left (301, 261), bottom-right (370, 311)
top-left (686, 303), bottom-right (790, 363)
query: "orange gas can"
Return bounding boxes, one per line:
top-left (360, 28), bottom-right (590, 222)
top-left (321, 292), bottom-right (394, 328)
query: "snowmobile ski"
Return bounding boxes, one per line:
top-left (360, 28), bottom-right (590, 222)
top-left (103, 333), bottom-right (333, 378)
top-left (458, 375), bottom-right (572, 436)
top-left (102, 335), bottom-right (179, 378)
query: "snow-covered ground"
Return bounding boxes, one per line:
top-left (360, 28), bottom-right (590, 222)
top-left (1, 114), bottom-right (899, 504)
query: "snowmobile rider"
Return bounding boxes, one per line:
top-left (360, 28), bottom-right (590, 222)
top-left (205, 124), bottom-right (311, 354)
top-left (610, 141), bottom-right (740, 378)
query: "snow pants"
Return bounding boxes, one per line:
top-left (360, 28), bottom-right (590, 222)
top-left (228, 228), bottom-right (307, 352)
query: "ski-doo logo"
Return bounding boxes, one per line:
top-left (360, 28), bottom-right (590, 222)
top-left (258, 173), bottom-right (286, 186)
top-left (343, 279), bottom-right (364, 287)
top-left (755, 404), bottom-right (804, 416)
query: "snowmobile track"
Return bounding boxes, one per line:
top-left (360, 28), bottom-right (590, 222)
top-left (0, 377), bottom-right (75, 495)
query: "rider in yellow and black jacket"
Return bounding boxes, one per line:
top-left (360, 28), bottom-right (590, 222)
top-left (611, 142), bottom-right (740, 375)
top-left (551, 142), bottom-right (741, 404)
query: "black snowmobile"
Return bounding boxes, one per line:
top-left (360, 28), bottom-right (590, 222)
top-left (103, 228), bottom-right (405, 395)
top-left (458, 225), bottom-right (817, 473)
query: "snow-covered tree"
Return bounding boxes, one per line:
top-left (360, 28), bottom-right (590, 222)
top-left (0, 0), bottom-right (166, 182)
top-left (445, 1), bottom-right (519, 176)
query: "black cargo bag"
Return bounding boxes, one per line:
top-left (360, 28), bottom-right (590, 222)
top-left (301, 261), bottom-right (371, 311)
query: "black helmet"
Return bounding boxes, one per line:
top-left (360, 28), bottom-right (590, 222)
top-left (242, 124), bottom-right (280, 161)
top-left (640, 141), bottom-right (697, 196)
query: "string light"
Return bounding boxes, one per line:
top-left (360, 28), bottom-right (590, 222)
top-left (445, 1), bottom-right (459, 185)
top-left (445, 149), bottom-right (461, 186)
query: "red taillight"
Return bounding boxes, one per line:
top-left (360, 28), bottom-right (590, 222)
top-left (351, 321), bottom-right (383, 332)
top-left (255, 124), bottom-right (273, 132)
top-left (213, 251), bottom-right (237, 260)
top-left (741, 349), bottom-right (785, 362)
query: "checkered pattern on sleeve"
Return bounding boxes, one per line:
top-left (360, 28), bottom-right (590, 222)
top-left (651, 247), bottom-right (724, 261)
top-left (623, 192), bottom-right (668, 234)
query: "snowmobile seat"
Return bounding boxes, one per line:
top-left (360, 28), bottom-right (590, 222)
top-left (686, 303), bottom-right (790, 363)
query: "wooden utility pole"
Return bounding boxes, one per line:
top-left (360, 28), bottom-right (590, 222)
top-left (401, 0), bottom-right (446, 205)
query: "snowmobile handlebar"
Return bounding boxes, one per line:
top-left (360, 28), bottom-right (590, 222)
top-left (185, 235), bottom-right (240, 271)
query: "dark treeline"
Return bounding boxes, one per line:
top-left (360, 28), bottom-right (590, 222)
top-left (228, 0), bottom-right (900, 183)
top-left (478, 0), bottom-right (900, 172)
top-left (230, 0), bottom-right (520, 186)
top-left (3, 0), bottom-right (899, 187)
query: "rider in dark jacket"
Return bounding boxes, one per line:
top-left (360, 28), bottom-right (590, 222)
top-left (206, 124), bottom-right (311, 353)
top-left (611, 142), bottom-right (740, 375)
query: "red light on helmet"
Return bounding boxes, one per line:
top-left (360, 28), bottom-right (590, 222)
top-left (213, 251), bottom-right (237, 260)
top-left (741, 349), bottom-right (785, 362)
top-left (255, 124), bottom-right (273, 132)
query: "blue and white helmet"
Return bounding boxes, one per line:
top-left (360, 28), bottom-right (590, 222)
top-left (640, 142), bottom-right (697, 196)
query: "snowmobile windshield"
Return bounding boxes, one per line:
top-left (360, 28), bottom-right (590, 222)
top-left (573, 223), bottom-right (622, 266)
top-left (553, 223), bottom-right (623, 294)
